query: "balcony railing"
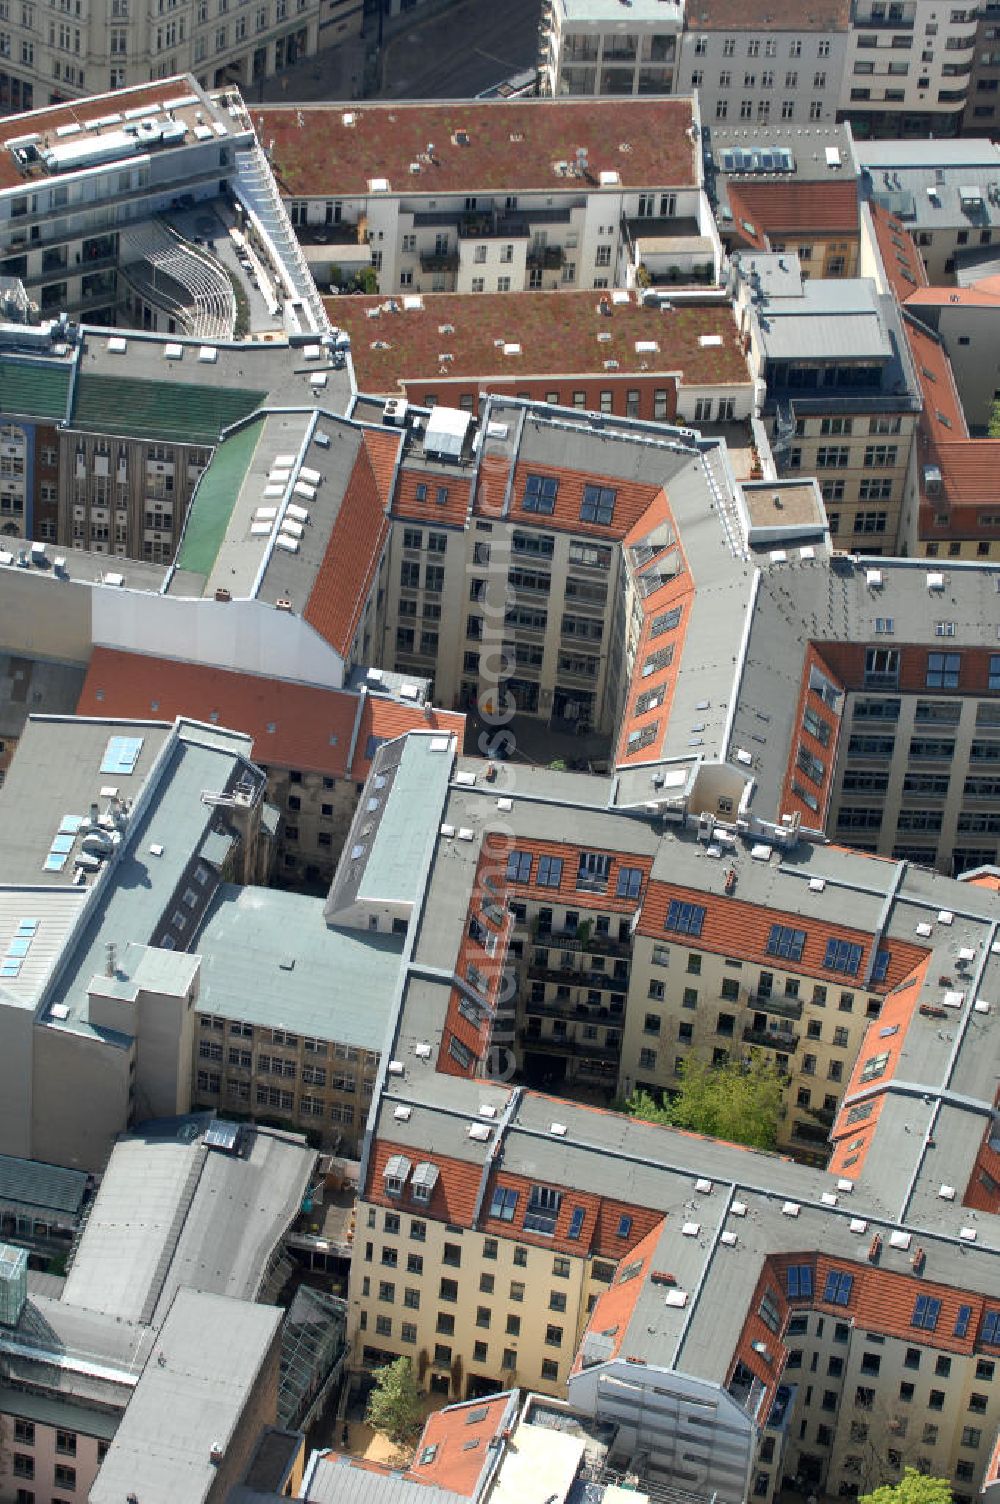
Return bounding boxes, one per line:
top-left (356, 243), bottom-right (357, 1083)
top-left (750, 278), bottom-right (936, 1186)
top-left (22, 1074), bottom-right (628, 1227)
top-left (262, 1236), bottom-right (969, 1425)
top-left (743, 1025), bottom-right (800, 1051)
top-left (419, 250), bottom-right (460, 272)
top-left (519, 1031), bottom-right (619, 1060)
top-left (750, 992), bottom-right (804, 1022)
top-left (526, 244), bottom-right (564, 269)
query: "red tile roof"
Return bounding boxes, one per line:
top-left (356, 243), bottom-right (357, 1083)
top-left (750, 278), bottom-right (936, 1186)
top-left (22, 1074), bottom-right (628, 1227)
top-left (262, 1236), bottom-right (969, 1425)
top-left (573, 1219), bottom-right (666, 1372)
top-left (964, 1120), bottom-right (1000, 1216)
top-left (504, 461), bottom-right (662, 541)
top-left (688, 0), bottom-right (849, 28)
top-left (365, 1139), bottom-right (483, 1227)
top-left (350, 697), bottom-right (465, 781)
top-left (414, 1396), bottom-right (513, 1495)
top-left (868, 204), bottom-right (929, 302)
top-left (778, 645), bottom-right (845, 829)
top-left (393, 463), bottom-right (470, 528)
top-left (256, 98), bottom-right (699, 199)
top-left (726, 180), bottom-right (859, 247)
top-left (76, 647), bottom-right (463, 781)
top-left (615, 516), bottom-right (695, 767)
top-left (904, 317), bottom-right (968, 445)
top-left (304, 430), bottom-right (397, 657)
top-left (332, 292), bottom-right (750, 395)
top-left (637, 878), bottom-right (927, 991)
top-left (487, 832), bottom-right (654, 915)
top-left (78, 648), bottom-right (358, 776)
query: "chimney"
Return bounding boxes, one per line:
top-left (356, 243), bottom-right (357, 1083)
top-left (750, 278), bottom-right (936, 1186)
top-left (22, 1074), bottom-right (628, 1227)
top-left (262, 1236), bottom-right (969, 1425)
top-left (105, 942), bottom-right (117, 979)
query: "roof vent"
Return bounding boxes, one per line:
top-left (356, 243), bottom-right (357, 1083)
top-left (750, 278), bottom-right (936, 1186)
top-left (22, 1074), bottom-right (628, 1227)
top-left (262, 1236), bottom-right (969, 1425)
top-left (394, 1105), bottom-right (412, 1121)
top-left (781, 1201), bottom-right (800, 1218)
top-left (889, 1230), bottom-right (911, 1250)
top-left (468, 1123), bottom-right (491, 1141)
top-left (694, 1177), bottom-right (713, 1194)
top-left (836, 1179), bottom-right (854, 1193)
top-left (720, 1230), bottom-right (738, 1247)
top-left (550, 1122), bottom-right (567, 1136)
top-left (926, 571), bottom-right (945, 591)
top-left (849, 1218), bottom-right (867, 1233)
top-left (414, 1042), bottom-right (432, 1059)
top-left (681, 1221), bottom-right (700, 1237)
top-left (388, 1060), bottom-right (404, 1076)
top-left (275, 597), bottom-right (293, 612)
top-left (730, 1201), bottom-right (747, 1217)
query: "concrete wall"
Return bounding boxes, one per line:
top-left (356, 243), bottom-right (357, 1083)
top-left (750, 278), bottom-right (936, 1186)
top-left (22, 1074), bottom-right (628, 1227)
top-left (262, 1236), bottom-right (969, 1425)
top-left (92, 591), bottom-right (346, 690)
top-left (31, 1022), bottom-right (133, 1171)
top-left (0, 567), bottom-right (93, 665)
top-left (0, 1006), bottom-right (36, 1161)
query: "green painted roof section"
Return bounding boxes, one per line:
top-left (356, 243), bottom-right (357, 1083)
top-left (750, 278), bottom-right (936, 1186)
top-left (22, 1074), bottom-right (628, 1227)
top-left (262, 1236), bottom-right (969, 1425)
top-left (194, 884), bottom-right (404, 1047)
top-left (71, 373), bottom-right (266, 445)
top-left (175, 416), bottom-right (265, 576)
top-left (0, 357), bottom-right (71, 420)
top-left (359, 735), bottom-right (455, 906)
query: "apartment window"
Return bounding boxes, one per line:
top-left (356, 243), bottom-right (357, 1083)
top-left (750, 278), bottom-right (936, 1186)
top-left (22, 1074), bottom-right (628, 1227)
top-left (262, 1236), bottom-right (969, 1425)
top-left (926, 652), bottom-right (960, 688)
top-left (54, 1467), bottom-right (75, 1491)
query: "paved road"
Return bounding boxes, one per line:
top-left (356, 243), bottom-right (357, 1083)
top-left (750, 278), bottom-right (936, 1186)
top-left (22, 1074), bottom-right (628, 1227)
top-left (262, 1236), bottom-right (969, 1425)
top-left (379, 0), bottom-right (542, 99)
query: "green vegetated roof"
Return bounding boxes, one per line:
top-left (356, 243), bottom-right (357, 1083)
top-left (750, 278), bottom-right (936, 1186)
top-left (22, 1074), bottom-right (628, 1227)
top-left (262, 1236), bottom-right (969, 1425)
top-left (71, 373), bottom-right (266, 445)
top-left (0, 358), bottom-right (71, 420)
top-left (175, 415), bottom-right (266, 577)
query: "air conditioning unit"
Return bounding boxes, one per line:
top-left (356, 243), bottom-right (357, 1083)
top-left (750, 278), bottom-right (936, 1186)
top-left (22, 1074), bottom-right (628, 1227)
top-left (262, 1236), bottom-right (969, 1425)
top-left (383, 397), bottom-right (409, 427)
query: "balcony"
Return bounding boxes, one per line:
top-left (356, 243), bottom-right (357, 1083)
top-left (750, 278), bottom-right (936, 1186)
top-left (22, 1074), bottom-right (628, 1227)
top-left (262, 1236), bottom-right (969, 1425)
top-left (519, 1030), bottom-right (618, 1060)
top-left (743, 1025), bottom-right (800, 1052)
top-left (750, 992), bottom-right (804, 1023)
top-left (458, 213), bottom-right (530, 241)
top-left (533, 927), bottom-right (632, 960)
top-left (526, 963), bottom-right (627, 992)
top-left (526, 244), bottom-right (564, 270)
top-left (419, 250), bottom-right (460, 273)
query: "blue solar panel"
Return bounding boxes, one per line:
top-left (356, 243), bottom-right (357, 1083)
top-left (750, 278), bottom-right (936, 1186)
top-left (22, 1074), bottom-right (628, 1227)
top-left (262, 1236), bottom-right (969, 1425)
top-left (50, 834), bottom-right (75, 855)
top-left (43, 853), bottom-right (67, 872)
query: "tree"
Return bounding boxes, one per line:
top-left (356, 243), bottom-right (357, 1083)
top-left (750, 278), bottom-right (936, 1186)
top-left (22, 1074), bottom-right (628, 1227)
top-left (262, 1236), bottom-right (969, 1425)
top-left (627, 1050), bottom-right (783, 1151)
top-left (859, 1469), bottom-right (953, 1504)
top-left (989, 396), bottom-right (1000, 438)
top-left (364, 1356), bottom-right (423, 1445)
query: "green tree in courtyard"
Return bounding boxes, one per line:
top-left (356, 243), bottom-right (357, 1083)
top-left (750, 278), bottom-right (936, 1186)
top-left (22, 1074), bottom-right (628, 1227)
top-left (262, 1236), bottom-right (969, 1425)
top-left (627, 1049), bottom-right (783, 1150)
top-left (859, 1468), bottom-right (953, 1504)
top-left (364, 1356), bottom-right (423, 1444)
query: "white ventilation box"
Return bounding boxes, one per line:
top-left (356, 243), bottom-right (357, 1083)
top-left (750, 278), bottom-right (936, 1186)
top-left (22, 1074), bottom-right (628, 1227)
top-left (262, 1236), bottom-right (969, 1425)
top-left (457, 828), bottom-right (474, 841)
top-left (937, 909), bottom-right (954, 925)
top-left (440, 824), bottom-right (456, 838)
top-left (720, 1230), bottom-right (738, 1247)
top-left (889, 1230), bottom-right (911, 1249)
top-left (849, 1218), bottom-right (867, 1233)
top-left (959, 1227), bottom-right (977, 1242)
top-left (468, 1123), bottom-right (491, 1141)
top-left (915, 922), bottom-right (933, 938)
top-left (694, 1177), bottom-right (713, 1195)
top-left (479, 1104), bottom-right (497, 1118)
top-left (730, 1201), bottom-right (747, 1217)
top-left (664, 1289), bottom-right (688, 1308)
top-left (837, 1179), bottom-right (854, 1193)
top-left (782, 1201), bottom-right (800, 1217)
top-left (821, 1191), bottom-right (837, 1207)
top-left (394, 1105), bottom-right (412, 1121)
top-left (938, 1184), bottom-right (956, 1200)
top-left (550, 1122), bottom-right (567, 1136)
top-left (926, 571), bottom-right (945, 591)
top-left (388, 1060), bottom-right (404, 1076)
top-left (682, 1222), bottom-right (700, 1237)
top-left (809, 877), bottom-right (826, 893)
top-left (414, 1043), bottom-right (432, 1059)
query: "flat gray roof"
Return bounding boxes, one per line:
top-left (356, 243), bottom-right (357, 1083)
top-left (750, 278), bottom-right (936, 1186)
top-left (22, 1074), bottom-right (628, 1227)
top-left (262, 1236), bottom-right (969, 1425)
top-left (195, 883), bottom-right (403, 1048)
top-left (0, 654), bottom-right (88, 742)
top-left (90, 1288), bottom-right (282, 1504)
top-left (61, 1122), bottom-right (314, 1327)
